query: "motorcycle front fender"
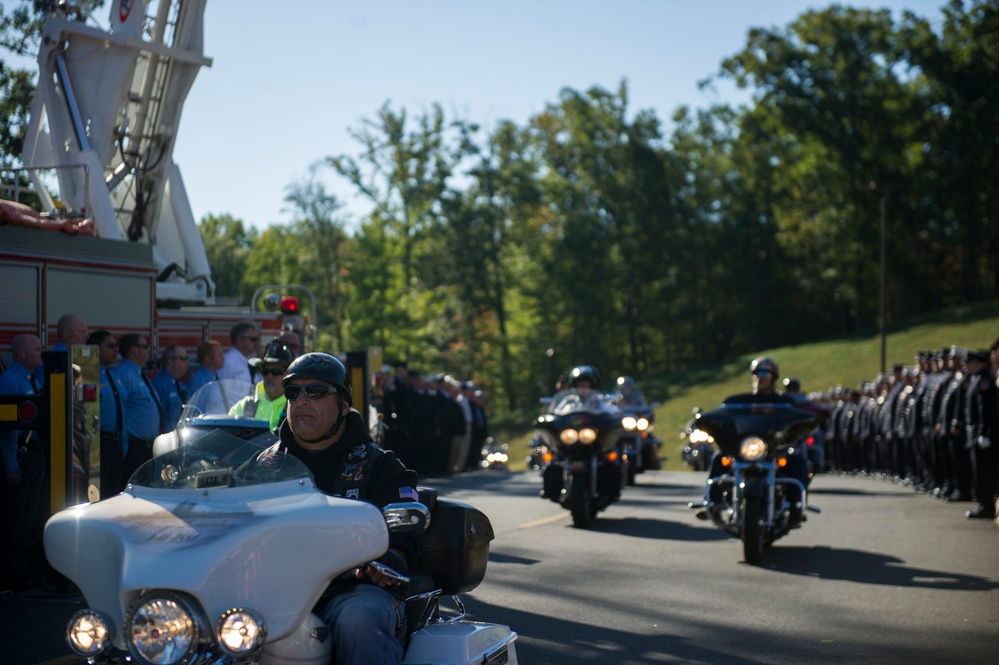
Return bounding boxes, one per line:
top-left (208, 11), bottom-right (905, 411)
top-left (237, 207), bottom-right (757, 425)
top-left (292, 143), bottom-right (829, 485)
top-left (739, 476), bottom-right (769, 499)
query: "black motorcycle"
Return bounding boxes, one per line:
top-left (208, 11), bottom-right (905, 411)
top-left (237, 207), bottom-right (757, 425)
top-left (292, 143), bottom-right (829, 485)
top-left (687, 392), bottom-right (818, 564)
top-left (618, 402), bottom-right (663, 485)
top-left (536, 389), bottom-right (626, 528)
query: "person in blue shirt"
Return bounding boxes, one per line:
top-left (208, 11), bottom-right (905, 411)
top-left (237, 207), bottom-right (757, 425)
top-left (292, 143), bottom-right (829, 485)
top-left (86, 330), bottom-right (129, 497)
top-left (151, 345), bottom-right (189, 432)
top-left (0, 334), bottom-right (46, 591)
top-left (36, 313), bottom-right (89, 386)
top-left (117, 333), bottom-right (163, 481)
top-left (186, 340), bottom-right (224, 396)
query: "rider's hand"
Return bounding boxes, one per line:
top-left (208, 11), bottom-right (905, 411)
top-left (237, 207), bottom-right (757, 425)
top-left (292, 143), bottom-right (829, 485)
top-left (979, 436), bottom-right (993, 449)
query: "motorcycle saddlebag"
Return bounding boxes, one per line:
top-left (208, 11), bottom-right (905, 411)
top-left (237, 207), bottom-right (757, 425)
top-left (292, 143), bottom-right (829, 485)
top-left (417, 498), bottom-right (494, 595)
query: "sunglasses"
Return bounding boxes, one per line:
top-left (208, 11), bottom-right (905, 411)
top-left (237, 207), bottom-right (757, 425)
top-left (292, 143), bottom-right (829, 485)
top-left (171, 356), bottom-right (190, 362)
top-left (136, 343), bottom-right (149, 349)
top-left (754, 370), bottom-right (772, 378)
top-left (261, 367), bottom-right (286, 377)
top-left (284, 383), bottom-right (337, 401)
top-left (243, 336), bottom-right (259, 343)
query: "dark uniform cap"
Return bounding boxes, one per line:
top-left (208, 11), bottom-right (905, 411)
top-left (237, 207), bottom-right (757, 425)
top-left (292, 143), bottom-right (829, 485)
top-left (966, 349), bottom-right (989, 364)
top-left (282, 352), bottom-right (352, 406)
top-left (250, 342), bottom-right (295, 370)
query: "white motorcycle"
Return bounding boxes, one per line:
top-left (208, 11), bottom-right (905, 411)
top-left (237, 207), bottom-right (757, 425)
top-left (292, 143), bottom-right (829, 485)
top-left (44, 429), bottom-right (518, 664)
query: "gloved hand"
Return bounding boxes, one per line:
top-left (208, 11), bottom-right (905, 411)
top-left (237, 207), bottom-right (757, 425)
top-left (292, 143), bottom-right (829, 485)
top-left (979, 436), bottom-right (992, 449)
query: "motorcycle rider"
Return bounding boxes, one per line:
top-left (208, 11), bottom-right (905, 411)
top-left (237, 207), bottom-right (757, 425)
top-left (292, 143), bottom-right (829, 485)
top-left (274, 352), bottom-right (423, 665)
top-left (696, 357), bottom-right (810, 522)
top-left (614, 375), bottom-right (645, 407)
top-left (541, 365), bottom-right (620, 499)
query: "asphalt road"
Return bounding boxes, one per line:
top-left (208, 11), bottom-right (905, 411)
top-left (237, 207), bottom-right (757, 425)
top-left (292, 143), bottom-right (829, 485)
top-left (3, 469), bottom-right (998, 664)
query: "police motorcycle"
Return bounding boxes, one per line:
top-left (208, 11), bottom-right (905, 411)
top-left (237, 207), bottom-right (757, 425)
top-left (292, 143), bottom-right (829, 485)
top-left (44, 429), bottom-right (517, 665)
top-left (152, 379), bottom-right (274, 457)
top-left (686, 392), bottom-right (819, 565)
top-left (613, 377), bottom-right (663, 485)
top-left (536, 366), bottom-right (626, 528)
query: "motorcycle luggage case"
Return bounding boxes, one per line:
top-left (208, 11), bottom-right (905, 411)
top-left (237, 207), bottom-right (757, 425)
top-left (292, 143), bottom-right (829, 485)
top-left (417, 498), bottom-right (494, 595)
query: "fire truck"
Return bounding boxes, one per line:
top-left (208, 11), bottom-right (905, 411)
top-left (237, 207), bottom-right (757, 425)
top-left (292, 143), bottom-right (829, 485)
top-left (0, 0), bottom-right (312, 508)
top-left (0, 0), bottom-right (311, 363)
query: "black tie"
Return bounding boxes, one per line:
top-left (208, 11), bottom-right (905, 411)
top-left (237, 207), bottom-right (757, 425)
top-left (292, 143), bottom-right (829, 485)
top-left (28, 371), bottom-right (39, 393)
top-left (141, 370), bottom-right (166, 434)
top-left (105, 366), bottom-right (124, 436)
top-left (176, 379), bottom-right (188, 404)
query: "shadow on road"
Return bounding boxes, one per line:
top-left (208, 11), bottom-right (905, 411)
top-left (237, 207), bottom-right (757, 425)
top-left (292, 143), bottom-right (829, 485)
top-left (761, 545), bottom-right (999, 590)
top-left (588, 516), bottom-right (730, 541)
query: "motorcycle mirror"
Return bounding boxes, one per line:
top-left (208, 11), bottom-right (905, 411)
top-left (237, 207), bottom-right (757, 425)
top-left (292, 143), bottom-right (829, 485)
top-left (383, 502), bottom-right (431, 533)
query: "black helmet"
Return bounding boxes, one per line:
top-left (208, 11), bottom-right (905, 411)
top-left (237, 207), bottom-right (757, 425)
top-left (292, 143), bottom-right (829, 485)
top-left (616, 376), bottom-right (635, 389)
top-left (282, 352), bottom-right (352, 406)
top-left (569, 365), bottom-right (600, 388)
top-left (250, 342), bottom-right (295, 370)
top-left (750, 356), bottom-right (779, 378)
top-left (782, 376), bottom-right (800, 392)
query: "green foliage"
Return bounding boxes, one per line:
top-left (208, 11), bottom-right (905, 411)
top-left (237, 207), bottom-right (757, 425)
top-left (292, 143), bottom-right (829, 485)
top-left (2, 1), bottom-right (981, 426)
top-left (198, 214), bottom-right (258, 303)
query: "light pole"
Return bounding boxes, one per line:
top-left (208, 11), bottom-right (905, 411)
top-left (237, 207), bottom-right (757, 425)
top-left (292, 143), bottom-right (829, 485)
top-left (870, 182), bottom-right (897, 375)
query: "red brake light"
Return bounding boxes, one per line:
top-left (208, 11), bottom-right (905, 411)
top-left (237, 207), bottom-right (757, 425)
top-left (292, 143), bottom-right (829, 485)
top-left (806, 436), bottom-right (815, 446)
top-left (280, 296), bottom-right (300, 315)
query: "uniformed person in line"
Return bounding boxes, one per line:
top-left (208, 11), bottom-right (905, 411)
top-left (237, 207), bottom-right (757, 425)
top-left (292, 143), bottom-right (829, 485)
top-left (963, 349), bottom-right (998, 519)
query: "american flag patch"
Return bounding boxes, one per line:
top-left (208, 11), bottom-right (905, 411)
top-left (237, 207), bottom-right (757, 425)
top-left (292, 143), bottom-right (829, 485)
top-left (399, 487), bottom-right (419, 501)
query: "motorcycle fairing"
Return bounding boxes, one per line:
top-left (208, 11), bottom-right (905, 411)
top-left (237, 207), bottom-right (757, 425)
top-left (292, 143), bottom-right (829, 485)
top-left (45, 479), bottom-right (388, 649)
top-left (693, 393), bottom-right (817, 456)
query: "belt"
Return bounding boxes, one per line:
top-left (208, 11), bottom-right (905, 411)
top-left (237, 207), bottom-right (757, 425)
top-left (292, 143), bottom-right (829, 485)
top-left (100, 431), bottom-right (121, 442)
top-left (131, 437), bottom-right (154, 448)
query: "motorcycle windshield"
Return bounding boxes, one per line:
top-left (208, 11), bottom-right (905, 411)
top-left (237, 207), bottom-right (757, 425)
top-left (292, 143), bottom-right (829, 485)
top-left (128, 429), bottom-right (311, 490)
top-left (614, 385), bottom-right (648, 407)
top-left (181, 379), bottom-right (257, 422)
top-left (694, 393), bottom-right (817, 454)
top-left (549, 388), bottom-right (622, 416)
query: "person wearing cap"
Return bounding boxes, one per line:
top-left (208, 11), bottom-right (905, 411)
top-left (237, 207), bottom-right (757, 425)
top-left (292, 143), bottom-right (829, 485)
top-left (229, 342), bottom-right (294, 433)
top-left (963, 349), bottom-right (997, 519)
top-left (938, 347), bottom-right (974, 502)
top-left (272, 352), bottom-right (423, 665)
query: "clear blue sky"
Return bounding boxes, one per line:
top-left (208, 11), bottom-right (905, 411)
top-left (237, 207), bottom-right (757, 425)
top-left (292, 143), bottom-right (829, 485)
top-left (168, 0), bottom-right (946, 231)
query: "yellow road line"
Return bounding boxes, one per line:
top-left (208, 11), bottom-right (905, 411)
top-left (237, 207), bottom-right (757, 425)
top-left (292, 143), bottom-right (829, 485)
top-left (518, 512), bottom-right (570, 529)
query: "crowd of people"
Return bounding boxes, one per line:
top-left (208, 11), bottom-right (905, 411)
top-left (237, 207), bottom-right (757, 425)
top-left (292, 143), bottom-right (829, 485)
top-left (800, 342), bottom-right (999, 521)
top-left (370, 361), bottom-right (490, 478)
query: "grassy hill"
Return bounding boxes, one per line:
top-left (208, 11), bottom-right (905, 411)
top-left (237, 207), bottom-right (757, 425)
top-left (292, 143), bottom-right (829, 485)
top-left (491, 303), bottom-right (999, 472)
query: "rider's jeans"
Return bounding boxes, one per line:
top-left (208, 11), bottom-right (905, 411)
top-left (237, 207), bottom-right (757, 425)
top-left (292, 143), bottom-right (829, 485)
top-left (320, 583), bottom-right (405, 664)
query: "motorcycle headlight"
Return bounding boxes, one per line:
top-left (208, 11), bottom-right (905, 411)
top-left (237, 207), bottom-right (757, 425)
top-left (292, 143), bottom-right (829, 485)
top-left (579, 428), bottom-right (597, 444)
top-left (66, 609), bottom-right (111, 657)
top-left (126, 591), bottom-right (205, 665)
top-left (636, 417), bottom-right (649, 431)
top-left (560, 429), bottom-right (579, 444)
top-left (217, 608), bottom-right (266, 657)
top-left (622, 416), bottom-right (638, 430)
top-left (689, 429), bottom-right (713, 444)
top-left (740, 436), bottom-right (768, 462)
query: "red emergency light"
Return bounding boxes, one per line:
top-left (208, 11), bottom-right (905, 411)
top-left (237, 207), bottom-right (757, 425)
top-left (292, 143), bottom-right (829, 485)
top-left (280, 296), bottom-right (301, 315)
top-left (19, 401), bottom-right (38, 423)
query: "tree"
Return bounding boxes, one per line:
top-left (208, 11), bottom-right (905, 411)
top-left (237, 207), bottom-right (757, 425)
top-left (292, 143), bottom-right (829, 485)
top-left (198, 214), bottom-right (257, 303)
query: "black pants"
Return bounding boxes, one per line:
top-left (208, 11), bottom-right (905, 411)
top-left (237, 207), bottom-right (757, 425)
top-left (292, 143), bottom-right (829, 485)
top-left (122, 437), bottom-right (154, 486)
top-left (100, 433), bottom-right (125, 498)
top-left (971, 443), bottom-right (998, 510)
top-left (0, 444), bottom-right (45, 586)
